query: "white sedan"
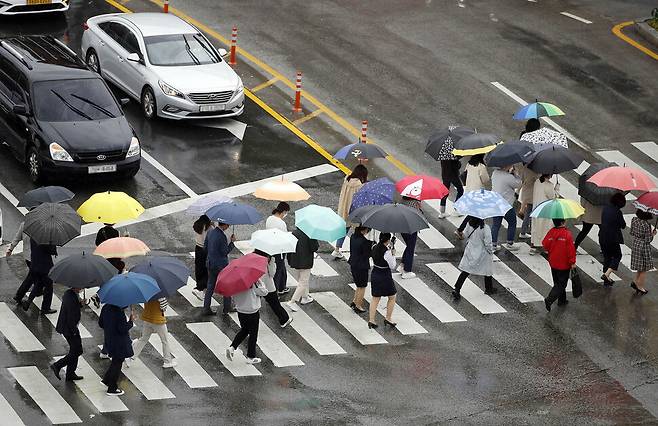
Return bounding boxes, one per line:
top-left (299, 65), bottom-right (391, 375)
top-left (0, 0), bottom-right (68, 15)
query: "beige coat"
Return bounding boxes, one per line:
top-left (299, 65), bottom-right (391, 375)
top-left (337, 177), bottom-right (363, 225)
top-left (531, 178), bottom-right (558, 247)
top-left (581, 198), bottom-right (602, 225)
top-left (517, 165), bottom-right (539, 205)
top-left (464, 164), bottom-right (490, 193)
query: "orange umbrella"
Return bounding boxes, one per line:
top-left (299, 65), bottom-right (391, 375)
top-left (253, 179), bottom-right (310, 201)
top-left (94, 237), bottom-right (150, 258)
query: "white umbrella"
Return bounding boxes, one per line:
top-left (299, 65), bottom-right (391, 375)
top-left (250, 229), bottom-right (298, 255)
top-left (186, 194), bottom-right (233, 216)
top-left (520, 127), bottom-right (568, 148)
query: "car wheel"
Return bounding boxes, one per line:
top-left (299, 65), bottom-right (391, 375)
top-left (27, 146), bottom-right (44, 184)
top-left (86, 49), bottom-right (100, 74)
top-left (141, 87), bottom-right (157, 120)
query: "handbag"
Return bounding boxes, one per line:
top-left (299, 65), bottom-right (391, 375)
top-left (571, 269), bottom-right (582, 298)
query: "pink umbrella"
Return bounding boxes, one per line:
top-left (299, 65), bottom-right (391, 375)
top-left (587, 167), bottom-right (656, 192)
top-left (214, 253), bottom-right (268, 296)
top-left (395, 175), bottom-right (449, 201)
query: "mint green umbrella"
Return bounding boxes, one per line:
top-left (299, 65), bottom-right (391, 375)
top-left (295, 204), bottom-right (347, 242)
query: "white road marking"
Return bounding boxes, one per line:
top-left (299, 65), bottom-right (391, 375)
top-left (177, 277), bottom-right (220, 307)
top-left (392, 274), bottom-right (467, 323)
top-left (192, 118), bottom-right (248, 140)
top-left (140, 150), bottom-right (198, 198)
top-left (418, 224), bottom-right (454, 249)
top-left (228, 313), bottom-right (304, 367)
top-left (0, 393), bottom-right (25, 425)
top-left (186, 322), bottom-right (261, 376)
top-left (0, 302), bottom-right (45, 352)
top-left (287, 307), bottom-right (346, 355)
top-left (149, 332), bottom-right (217, 388)
top-left (426, 263), bottom-right (506, 314)
top-left (348, 283), bottom-right (428, 335)
top-left (507, 243), bottom-right (572, 292)
top-left (575, 223), bottom-right (627, 274)
top-left (560, 12), bottom-right (593, 24)
top-left (32, 295), bottom-right (92, 338)
top-left (312, 291), bottom-right (388, 345)
top-left (0, 181), bottom-right (27, 215)
top-left (492, 256), bottom-right (544, 302)
top-left (8, 366), bottom-right (82, 424)
top-left (311, 254), bottom-right (339, 277)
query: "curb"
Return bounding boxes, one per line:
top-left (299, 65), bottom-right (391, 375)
top-left (636, 20), bottom-right (658, 49)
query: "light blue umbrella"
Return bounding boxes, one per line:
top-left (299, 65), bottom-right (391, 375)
top-left (453, 189), bottom-right (512, 219)
top-left (98, 272), bottom-right (160, 307)
top-left (295, 204), bottom-right (347, 242)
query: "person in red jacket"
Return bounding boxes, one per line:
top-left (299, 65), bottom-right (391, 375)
top-left (542, 219), bottom-right (576, 311)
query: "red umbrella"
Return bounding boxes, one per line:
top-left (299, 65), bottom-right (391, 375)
top-left (395, 175), bottom-right (449, 201)
top-left (587, 167), bottom-right (656, 192)
top-left (633, 192), bottom-right (658, 215)
top-left (215, 253), bottom-right (268, 297)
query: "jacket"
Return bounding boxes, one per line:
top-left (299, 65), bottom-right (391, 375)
top-left (599, 204), bottom-right (626, 245)
top-left (205, 227), bottom-right (235, 270)
top-left (580, 198), bottom-right (602, 225)
top-left (8, 221), bottom-right (30, 261)
top-left (542, 226), bottom-right (576, 270)
top-left (95, 225), bottom-right (119, 246)
top-left (258, 257), bottom-right (277, 293)
top-left (464, 164), bottom-right (490, 193)
top-left (337, 177), bottom-right (364, 224)
top-left (287, 229), bottom-right (319, 270)
top-left (232, 282), bottom-right (268, 314)
top-left (141, 299), bottom-right (166, 325)
top-left (348, 233), bottom-right (373, 270)
top-left (98, 304), bottom-right (134, 359)
top-left (458, 225), bottom-right (493, 276)
top-left (492, 169), bottom-right (521, 206)
top-left (517, 166), bottom-right (539, 205)
top-left (30, 239), bottom-right (56, 274)
top-left (55, 289), bottom-right (81, 336)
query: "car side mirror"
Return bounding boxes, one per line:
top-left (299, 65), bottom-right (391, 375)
top-left (120, 98), bottom-right (130, 106)
top-left (218, 48), bottom-right (228, 57)
top-left (12, 104), bottom-right (29, 116)
top-left (127, 52), bottom-right (141, 63)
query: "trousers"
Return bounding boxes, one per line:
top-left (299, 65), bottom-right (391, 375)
top-left (546, 268), bottom-right (569, 305)
top-left (231, 311), bottom-right (260, 358)
top-left (15, 260), bottom-right (34, 301)
top-left (290, 268), bottom-right (311, 303)
top-left (440, 171), bottom-right (464, 207)
top-left (574, 222), bottom-right (594, 248)
top-left (194, 245), bottom-right (208, 291)
top-left (103, 357), bottom-right (124, 392)
top-left (205, 266), bottom-right (232, 312)
top-left (400, 232), bottom-right (417, 272)
top-left (28, 271), bottom-right (53, 311)
top-left (264, 291), bottom-right (289, 325)
top-left (132, 322), bottom-right (172, 362)
top-left (53, 333), bottom-right (83, 378)
top-left (455, 271), bottom-right (493, 293)
top-left (520, 204), bottom-right (533, 235)
top-left (273, 254), bottom-right (287, 292)
top-left (491, 208), bottom-right (517, 245)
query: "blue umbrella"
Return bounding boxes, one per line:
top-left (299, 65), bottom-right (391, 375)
top-left (130, 256), bottom-right (190, 298)
top-left (349, 178), bottom-right (395, 213)
top-left (334, 142), bottom-right (387, 160)
top-left (205, 202), bottom-right (263, 225)
top-left (98, 272), bottom-right (160, 307)
top-left (453, 189), bottom-right (512, 219)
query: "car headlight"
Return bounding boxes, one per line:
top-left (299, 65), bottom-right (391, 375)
top-left (49, 143), bottom-right (73, 162)
top-left (232, 79), bottom-right (244, 100)
top-left (158, 81), bottom-right (184, 98)
top-left (126, 136), bottom-right (140, 158)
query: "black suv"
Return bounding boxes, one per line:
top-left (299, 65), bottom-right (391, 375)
top-left (0, 35), bottom-right (140, 183)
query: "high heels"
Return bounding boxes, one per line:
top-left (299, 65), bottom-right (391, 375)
top-left (631, 282), bottom-right (649, 295)
top-left (384, 319), bottom-right (397, 327)
top-left (367, 322), bottom-right (378, 329)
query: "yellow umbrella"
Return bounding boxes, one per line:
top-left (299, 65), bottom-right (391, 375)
top-left (77, 191), bottom-right (145, 224)
top-left (253, 179), bottom-right (310, 202)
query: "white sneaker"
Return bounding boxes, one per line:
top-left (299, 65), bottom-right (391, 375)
top-left (505, 243), bottom-right (519, 251)
top-left (280, 317), bottom-right (293, 328)
top-left (492, 244), bottom-right (501, 252)
top-left (519, 233), bottom-right (531, 239)
top-left (331, 249), bottom-right (344, 259)
top-left (396, 264), bottom-right (404, 273)
top-left (226, 346), bottom-right (234, 361)
top-left (438, 212), bottom-right (448, 219)
top-left (106, 388), bottom-right (124, 396)
top-left (245, 357), bottom-right (261, 365)
top-left (300, 296), bottom-right (314, 305)
top-left (286, 301), bottom-right (299, 312)
top-left (192, 289), bottom-right (204, 300)
top-left (99, 352), bottom-right (110, 360)
top-left (162, 360), bottom-right (177, 368)
top-left (401, 272), bottom-right (416, 279)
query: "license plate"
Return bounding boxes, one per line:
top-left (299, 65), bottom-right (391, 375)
top-left (88, 164), bottom-right (117, 174)
top-left (199, 104), bottom-right (225, 112)
top-left (27, 0), bottom-right (52, 4)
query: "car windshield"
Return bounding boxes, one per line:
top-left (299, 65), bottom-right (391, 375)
top-left (144, 33), bottom-right (220, 66)
top-left (33, 79), bottom-right (121, 122)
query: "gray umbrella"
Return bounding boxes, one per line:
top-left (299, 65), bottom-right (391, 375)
top-left (130, 256), bottom-right (190, 299)
top-left (348, 204), bottom-right (378, 224)
top-left (526, 145), bottom-right (583, 175)
top-left (424, 126), bottom-right (476, 160)
top-left (49, 252), bottom-right (117, 288)
top-left (360, 204), bottom-right (429, 233)
top-left (24, 202), bottom-right (81, 246)
top-left (578, 162), bottom-right (623, 205)
top-left (18, 186), bottom-right (74, 208)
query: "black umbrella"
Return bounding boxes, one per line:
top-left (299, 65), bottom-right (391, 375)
top-left (130, 256), bottom-right (190, 298)
top-left (18, 186), bottom-right (74, 209)
top-left (49, 252), bottom-right (118, 288)
top-left (484, 141), bottom-right (534, 167)
top-left (348, 204), bottom-right (378, 224)
top-left (452, 133), bottom-right (500, 156)
top-left (424, 126), bottom-right (476, 160)
top-left (578, 162), bottom-right (622, 205)
top-left (360, 203), bottom-right (429, 233)
top-left (526, 145), bottom-right (583, 175)
top-left (24, 203), bottom-right (81, 246)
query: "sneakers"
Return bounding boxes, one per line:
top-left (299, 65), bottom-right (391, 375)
top-left (226, 346), bottom-right (234, 361)
top-left (162, 360), bottom-right (177, 368)
top-left (99, 352), bottom-right (110, 360)
top-left (106, 388), bottom-right (124, 396)
top-left (286, 301), bottom-right (299, 312)
top-left (401, 272), bottom-right (416, 279)
top-left (280, 317), bottom-right (293, 328)
top-left (454, 230), bottom-right (464, 240)
top-left (245, 357), bottom-right (261, 365)
top-left (438, 212), bottom-right (448, 219)
top-left (277, 287), bottom-right (291, 295)
top-left (331, 249), bottom-right (344, 259)
top-left (519, 233), bottom-right (531, 239)
top-left (529, 246), bottom-right (541, 255)
top-left (492, 244), bottom-right (501, 252)
top-left (192, 289), bottom-right (204, 301)
top-left (300, 296), bottom-right (314, 305)
top-left (505, 243), bottom-right (519, 251)
top-left (396, 264), bottom-right (404, 274)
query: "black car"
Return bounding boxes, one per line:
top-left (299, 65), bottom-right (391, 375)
top-left (0, 35), bottom-right (140, 183)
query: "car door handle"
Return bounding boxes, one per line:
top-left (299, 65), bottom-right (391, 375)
top-left (118, 56), bottom-right (124, 62)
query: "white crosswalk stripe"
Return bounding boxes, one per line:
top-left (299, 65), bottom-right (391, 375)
top-left (311, 255), bottom-right (339, 277)
top-left (419, 225), bottom-right (455, 249)
top-left (0, 303), bottom-right (45, 352)
top-left (576, 223), bottom-right (633, 272)
top-left (287, 308), bottom-right (346, 355)
top-left (148, 332), bottom-right (218, 388)
top-left (392, 274), bottom-right (467, 323)
top-left (312, 291), bottom-right (388, 345)
top-left (8, 366), bottom-right (82, 424)
top-left (426, 263), bottom-right (507, 314)
top-left (177, 277), bottom-right (219, 307)
top-left (33, 295), bottom-right (93, 338)
top-left (0, 393), bottom-right (26, 425)
top-left (348, 283), bottom-right (428, 334)
top-left (507, 243), bottom-right (572, 292)
top-left (491, 256), bottom-right (544, 302)
top-left (186, 322), bottom-right (261, 376)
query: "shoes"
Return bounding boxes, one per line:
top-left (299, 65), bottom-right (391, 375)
top-left (331, 249), bottom-right (344, 259)
top-left (638, 288), bottom-right (649, 295)
top-left (384, 319), bottom-right (397, 327)
top-left (454, 230), bottom-right (464, 240)
top-left (528, 247), bottom-right (541, 255)
top-left (286, 301), bottom-right (299, 312)
top-left (50, 363), bottom-right (61, 380)
top-left (492, 244), bottom-right (501, 252)
top-left (192, 289), bottom-right (204, 301)
top-left (21, 301), bottom-right (30, 311)
top-left (396, 264), bottom-right (404, 274)
top-left (484, 288), bottom-right (498, 295)
top-left (300, 296), bottom-right (314, 305)
top-left (631, 281), bottom-right (639, 292)
top-left (277, 287), bottom-right (291, 295)
top-left (351, 302), bottom-right (367, 313)
top-left (106, 388), bottom-right (124, 396)
top-left (280, 317), bottom-right (293, 328)
top-left (12, 295), bottom-right (22, 304)
top-left (223, 306), bottom-right (237, 314)
top-left (544, 299), bottom-right (551, 312)
top-left (201, 308), bottom-right (216, 316)
top-left (519, 233), bottom-right (531, 239)
top-left (505, 243), bottom-right (519, 251)
top-left (401, 272), bottom-right (416, 279)
top-left (557, 300), bottom-right (569, 306)
top-left (65, 374), bottom-right (83, 381)
top-left (367, 322), bottom-right (378, 329)
top-left (162, 360), bottom-right (177, 368)
top-left (245, 357), bottom-right (261, 365)
top-left (91, 294), bottom-right (101, 308)
top-left (601, 275), bottom-right (614, 287)
top-left (41, 309), bottom-right (57, 315)
top-left (452, 290), bottom-right (461, 301)
top-left (226, 346), bottom-right (234, 361)
top-left (438, 212), bottom-right (448, 219)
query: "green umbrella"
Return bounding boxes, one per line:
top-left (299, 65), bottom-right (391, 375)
top-left (295, 204), bottom-right (346, 242)
top-left (530, 198), bottom-right (584, 219)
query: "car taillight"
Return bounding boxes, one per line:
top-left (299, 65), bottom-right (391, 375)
top-left (82, 22), bottom-right (89, 30)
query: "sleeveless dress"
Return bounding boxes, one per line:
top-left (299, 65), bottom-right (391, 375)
top-left (370, 244), bottom-right (397, 297)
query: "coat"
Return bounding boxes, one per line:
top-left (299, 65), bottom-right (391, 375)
top-left (55, 289), bottom-right (81, 336)
top-left (348, 232), bottom-right (373, 270)
top-left (531, 179), bottom-right (557, 247)
top-left (98, 304), bottom-right (134, 359)
top-left (464, 164), bottom-right (490, 193)
top-left (542, 227), bottom-right (576, 270)
top-left (599, 204), bottom-right (626, 245)
top-left (630, 217), bottom-right (654, 272)
top-left (287, 229), bottom-right (319, 270)
top-left (337, 177), bottom-right (364, 225)
top-left (580, 198), bottom-right (602, 225)
top-left (517, 166), bottom-right (539, 205)
top-left (458, 224), bottom-right (493, 276)
top-left (30, 239), bottom-right (56, 274)
top-left (205, 227), bottom-right (235, 270)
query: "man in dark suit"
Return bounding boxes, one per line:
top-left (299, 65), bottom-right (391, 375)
top-left (202, 222), bottom-right (236, 316)
top-left (51, 288), bottom-right (84, 381)
top-left (22, 239), bottom-right (57, 314)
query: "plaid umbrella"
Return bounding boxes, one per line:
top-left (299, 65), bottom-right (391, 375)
top-left (424, 126), bottom-right (476, 160)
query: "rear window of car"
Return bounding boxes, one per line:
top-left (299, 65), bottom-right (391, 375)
top-left (33, 78), bottom-right (121, 122)
top-left (144, 33), bottom-right (220, 66)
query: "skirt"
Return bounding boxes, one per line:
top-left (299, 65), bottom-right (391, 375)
top-left (371, 267), bottom-right (396, 297)
top-left (350, 267), bottom-right (369, 288)
top-left (631, 241), bottom-right (653, 272)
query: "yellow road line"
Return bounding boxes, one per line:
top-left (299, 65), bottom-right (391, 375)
top-left (612, 21), bottom-right (658, 61)
top-left (292, 109), bottom-right (324, 126)
top-left (105, 0), bottom-right (131, 13)
top-left (250, 77), bottom-right (279, 93)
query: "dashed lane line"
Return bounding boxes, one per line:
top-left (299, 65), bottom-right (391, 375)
top-left (560, 12), bottom-right (593, 24)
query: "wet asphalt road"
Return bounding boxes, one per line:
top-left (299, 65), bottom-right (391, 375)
top-left (1, 0), bottom-right (658, 424)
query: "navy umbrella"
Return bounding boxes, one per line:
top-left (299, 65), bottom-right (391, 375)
top-left (349, 178), bottom-right (395, 213)
top-left (335, 142), bottom-right (387, 160)
top-left (49, 252), bottom-right (117, 288)
top-left (205, 202), bottom-right (263, 225)
top-left (18, 186), bottom-right (75, 208)
top-left (484, 141), bottom-right (534, 167)
top-left (130, 256), bottom-right (190, 298)
top-left (424, 126), bottom-right (476, 160)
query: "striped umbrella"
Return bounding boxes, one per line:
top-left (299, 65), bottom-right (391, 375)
top-left (530, 198), bottom-right (584, 219)
top-left (513, 102), bottom-right (565, 120)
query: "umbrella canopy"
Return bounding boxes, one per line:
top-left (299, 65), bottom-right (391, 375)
top-left (520, 127), bottom-right (568, 148)
top-left (253, 179), bottom-right (310, 202)
top-left (250, 229), bottom-right (298, 255)
top-left (295, 204), bottom-right (347, 242)
top-left (424, 126), bottom-right (476, 160)
top-left (185, 194), bottom-right (233, 216)
top-left (24, 202), bottom-right (81, 246)
top-left (453, 189), bottom-right (512, 219)
top-left (98, 272), bottom-right (160, 307)
top-left (48, 252), bottom-right (117, 288)
top-left (578, 162), bottom-right (621, 205)
top-left (215, 253), bottom-right (268, 297)
top-left (205, 202), bottom-right (263, 225)
top-left (348, 205), bottom-right (377, 224)
top-left (513, 102), bottom-right (565, 120)
top-left (94, 237), bottom-right (150, 258)
top-left (334, 142), bottom-right (387, 160)
top-left (78, 191), bottom-right (144, 224)
top-left (526, 145), bottom-right (583, 174)
top-left (350, 178), bottom-right (395, 212)
top-left (633, 192), bottom-right (658, 215)
top-left (530, 198), bottom-right (585, 219)
top-left (18, 186), bottom-right (74, 208)
top-left (587, 166), bottom-right (656, 192)
top-left (395, 175), bottom-right (449, 201)
top-left (360, 203), bottom-right (429, 233)
top-left (130, 256), bottom-right (190, 299)
top-left (452, 133), bottom-right (500, 156)
top-left (484, 141), bottom-right (534, 167)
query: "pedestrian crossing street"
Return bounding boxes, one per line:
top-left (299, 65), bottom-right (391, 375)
top-left (2, 145), bottom-right (657, 423)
